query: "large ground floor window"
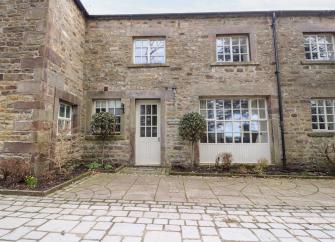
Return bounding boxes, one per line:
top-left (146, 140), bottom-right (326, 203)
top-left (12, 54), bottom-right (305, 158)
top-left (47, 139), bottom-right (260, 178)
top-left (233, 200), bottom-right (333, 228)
top-left (200, 98), bottom-right (269, 144)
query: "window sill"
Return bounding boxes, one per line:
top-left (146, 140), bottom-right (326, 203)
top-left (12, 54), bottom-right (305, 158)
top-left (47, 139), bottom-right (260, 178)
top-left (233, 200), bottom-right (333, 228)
top-left (307, 132), bottom-right (335, 137)
top-left (210, 62), bottom-right (260, 67)
top-left (127, 64), bottom-right (170, 68)
top-left (56, 134), bottom-right (73, 141)
top-left (301, 60), bottom-right (335, 65)
top-left (85, 135), bottom-right (126, 141)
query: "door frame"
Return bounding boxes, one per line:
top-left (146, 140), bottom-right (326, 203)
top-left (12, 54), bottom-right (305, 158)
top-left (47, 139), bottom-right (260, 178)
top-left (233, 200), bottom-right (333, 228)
top-left (134, 99), bottom-right (163, 166)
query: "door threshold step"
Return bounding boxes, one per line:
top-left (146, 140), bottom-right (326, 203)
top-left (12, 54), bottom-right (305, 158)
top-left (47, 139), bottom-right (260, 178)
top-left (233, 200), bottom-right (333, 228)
top-left (118, 166), bottom-right (167, 175)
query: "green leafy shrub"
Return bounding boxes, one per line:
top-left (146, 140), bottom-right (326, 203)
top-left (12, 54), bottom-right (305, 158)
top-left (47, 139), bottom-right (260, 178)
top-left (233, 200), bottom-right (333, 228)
top-left (104, 163), bottom-right (114, 170)
top-left (86, 162), bottom-right (103, 170)
top-left (253, 159), bottom-right (269, 175)
top-left (25, 176), bottom-right (38, 188)
top-left (90, 112), bottom-right (116, 164)
top-left (179, 112), bottom-right (206, 167)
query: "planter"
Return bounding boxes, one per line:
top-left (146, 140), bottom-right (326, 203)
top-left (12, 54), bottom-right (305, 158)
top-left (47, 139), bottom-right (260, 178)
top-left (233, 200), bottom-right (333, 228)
top-left (0, 171), bottom-right (92, 197)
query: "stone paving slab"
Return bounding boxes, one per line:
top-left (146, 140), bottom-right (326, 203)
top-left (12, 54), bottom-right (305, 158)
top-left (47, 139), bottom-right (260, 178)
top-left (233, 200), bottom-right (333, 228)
top-left (0, 195), bottom-right (334, 241)
top-left (0, 174), bottom-right (334, 241)
top-left (52, 173), bottom-right (335, 207)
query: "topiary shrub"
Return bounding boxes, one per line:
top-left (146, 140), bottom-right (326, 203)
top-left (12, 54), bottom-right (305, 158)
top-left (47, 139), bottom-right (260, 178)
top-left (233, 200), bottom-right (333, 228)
top-left (90, 112), bottom-right (116, 164)
top-left (179, 112), bottom-right (206, 167)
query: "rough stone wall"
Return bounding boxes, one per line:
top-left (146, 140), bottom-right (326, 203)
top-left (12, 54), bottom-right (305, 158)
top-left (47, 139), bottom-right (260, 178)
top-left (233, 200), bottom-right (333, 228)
top-left (44, 0), bottom-right (86, 170)
top-left (0, 0), bottom-right (85, 175)
top-left (83, 16), bottom-right (281, 165)
top-left (277, 16), bottom-right (335, 168)
top-left (0, 0), bottom-right (49, 171)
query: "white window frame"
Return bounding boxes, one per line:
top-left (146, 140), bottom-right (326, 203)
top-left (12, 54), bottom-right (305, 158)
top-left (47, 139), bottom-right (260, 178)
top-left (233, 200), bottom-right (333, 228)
top-left (93, 99), bottom-right (122, 134)
top-left (133, 38), bottom-right (166, 64)
top-left (304, 34), bottom-right (335, 61)
top-left (58, 102), bottom-right (72, 135)
top-left (216, 35), bottom-right (250, 63)
top-left (200, 98), bottom-right (269, 144)
top-left (311, 99), bottom-right (335, 132)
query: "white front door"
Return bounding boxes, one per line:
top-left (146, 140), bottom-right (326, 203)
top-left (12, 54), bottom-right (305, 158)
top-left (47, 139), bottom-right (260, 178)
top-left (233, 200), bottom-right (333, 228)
top-left (135, 100), bottom-right (161, 166)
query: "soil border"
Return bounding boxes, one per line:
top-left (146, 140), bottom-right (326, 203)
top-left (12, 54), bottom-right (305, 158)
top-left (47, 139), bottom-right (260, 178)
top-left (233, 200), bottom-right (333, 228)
top-left (169, 170), bottom-right (335, 179)
top-left (0, 171), bottom-right (92, 197)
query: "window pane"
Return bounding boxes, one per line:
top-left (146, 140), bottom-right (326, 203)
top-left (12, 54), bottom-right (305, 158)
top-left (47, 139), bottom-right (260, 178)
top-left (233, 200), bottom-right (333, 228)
top-left (152, 127), bottom-right (157, 137)
top-left (216, 122), bottom-right (224, 133)
top-left (208, 110), bottom-right (214, 119)
top-left (208, 133), bottom-right (216, 143)
top-left (152, 116), bottom-right (157, 126)
top-left (200, 133), bottom-right (207, 143)
top-left (200, 100), bottom-right (206, 109)
top-left (146, 116), bottom-right (151, 126)
top-left (208, 121), bottom-right (215, 132)
top-left (146, 127), bottom-right (151, 137)
top-left (146, 105), bottom-right (151, 115)
top-left (65, 105), bottom-right (71, 118)
top-left (140, 127), bottom-right (145, 137)
top-left (225, 133), bottom-right (233, 143)
top-left (217, 133), bottom-right (225, 143)
top-left (140, 105), bottom-right (145, 115)
top-left (207, 100), bottom-right (214, 109)
top-left (59, 104), bottom-right (65, 118)
top-left (140, 116), bottom-right (145, 126)
top-left (243, 133), bottom-right (250, 143)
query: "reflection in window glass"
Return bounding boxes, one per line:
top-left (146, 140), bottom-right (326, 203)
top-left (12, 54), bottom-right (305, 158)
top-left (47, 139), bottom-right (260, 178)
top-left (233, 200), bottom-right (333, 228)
top-left (200, 99), bottom-right (268, 143)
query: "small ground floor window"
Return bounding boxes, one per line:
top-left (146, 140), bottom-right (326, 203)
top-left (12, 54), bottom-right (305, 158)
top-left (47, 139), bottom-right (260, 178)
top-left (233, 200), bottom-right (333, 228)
top-left (94, 100), bottom-right (122, 133)
top-left (58, 102), bottom-right (72, 134)
top-left (311, 99), bottom-right (335, 131)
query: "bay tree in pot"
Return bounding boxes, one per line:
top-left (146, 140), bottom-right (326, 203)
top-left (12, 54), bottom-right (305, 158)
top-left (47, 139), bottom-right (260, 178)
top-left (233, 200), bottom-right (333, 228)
top-left (179, 112), bottom-right (206, 167)
top-left (90, 112), bottom-right (116, 165)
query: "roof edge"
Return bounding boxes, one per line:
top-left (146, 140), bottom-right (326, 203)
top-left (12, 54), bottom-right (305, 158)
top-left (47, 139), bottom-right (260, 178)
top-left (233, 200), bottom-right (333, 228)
top-left (72, 1), bottom-right (335, 19)
top-left (73, 0), bottom-right (89, 17)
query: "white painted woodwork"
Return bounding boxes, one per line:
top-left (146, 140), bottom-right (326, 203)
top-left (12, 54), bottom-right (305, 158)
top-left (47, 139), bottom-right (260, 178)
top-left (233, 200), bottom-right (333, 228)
top-left (135, 100), bottom-right (161, 166)
top-left (199, 143), bottom-right (271, 164)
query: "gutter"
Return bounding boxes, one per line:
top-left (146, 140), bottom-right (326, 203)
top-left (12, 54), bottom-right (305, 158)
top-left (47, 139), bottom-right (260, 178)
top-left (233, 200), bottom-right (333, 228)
top-left (271, 12), bottom-right (287, 169)
top-left (73, 0), bottom-right (89, 18)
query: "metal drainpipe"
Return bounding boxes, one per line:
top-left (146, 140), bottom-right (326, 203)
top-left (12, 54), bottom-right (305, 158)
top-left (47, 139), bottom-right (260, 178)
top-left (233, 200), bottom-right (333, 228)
top-left (271, 12), bottom-right (287, 170)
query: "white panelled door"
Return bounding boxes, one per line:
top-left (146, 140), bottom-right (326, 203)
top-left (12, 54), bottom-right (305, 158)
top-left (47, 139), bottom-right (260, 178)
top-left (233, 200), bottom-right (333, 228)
top-left (135, 100), bottom-right (161, 166)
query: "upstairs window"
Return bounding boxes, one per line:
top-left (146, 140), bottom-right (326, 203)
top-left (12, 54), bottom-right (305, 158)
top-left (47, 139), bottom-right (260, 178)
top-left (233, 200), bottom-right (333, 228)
top-left (216, 35), bottom-right (250, 62)
top-left (304, 34), bottom-right (335, 61)
top-left (94, 100), bottom-right (122, 133)
top-left (58, 102), bottom-right (72, 134)
top-left (134, 39), bottom-right (165, 64)
top-left (311, 99), bottom-right (335, 131)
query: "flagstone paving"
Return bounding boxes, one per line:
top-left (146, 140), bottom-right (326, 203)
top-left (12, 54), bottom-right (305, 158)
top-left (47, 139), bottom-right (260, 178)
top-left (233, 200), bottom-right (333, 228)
top-left (52, 173), bottom-right (335, 207)
top-left (0, 174), bottom-right (334, 241)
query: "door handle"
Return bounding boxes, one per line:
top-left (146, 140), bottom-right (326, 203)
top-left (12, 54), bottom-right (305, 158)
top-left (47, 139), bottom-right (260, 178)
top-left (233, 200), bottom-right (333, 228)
top-left (158, 137), bottom-right (160, 142)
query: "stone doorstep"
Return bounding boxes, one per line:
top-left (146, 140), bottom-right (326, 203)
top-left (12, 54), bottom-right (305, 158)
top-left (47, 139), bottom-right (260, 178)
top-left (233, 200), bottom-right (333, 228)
top-left (119, 166), bottom-right (168, 175)
top-left (0, 171), bottom-right (92, 197)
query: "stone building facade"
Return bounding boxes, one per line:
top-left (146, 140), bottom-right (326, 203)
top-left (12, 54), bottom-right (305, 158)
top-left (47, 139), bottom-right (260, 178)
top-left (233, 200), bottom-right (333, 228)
top-left (0, 0), bottom-right (334, 175)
